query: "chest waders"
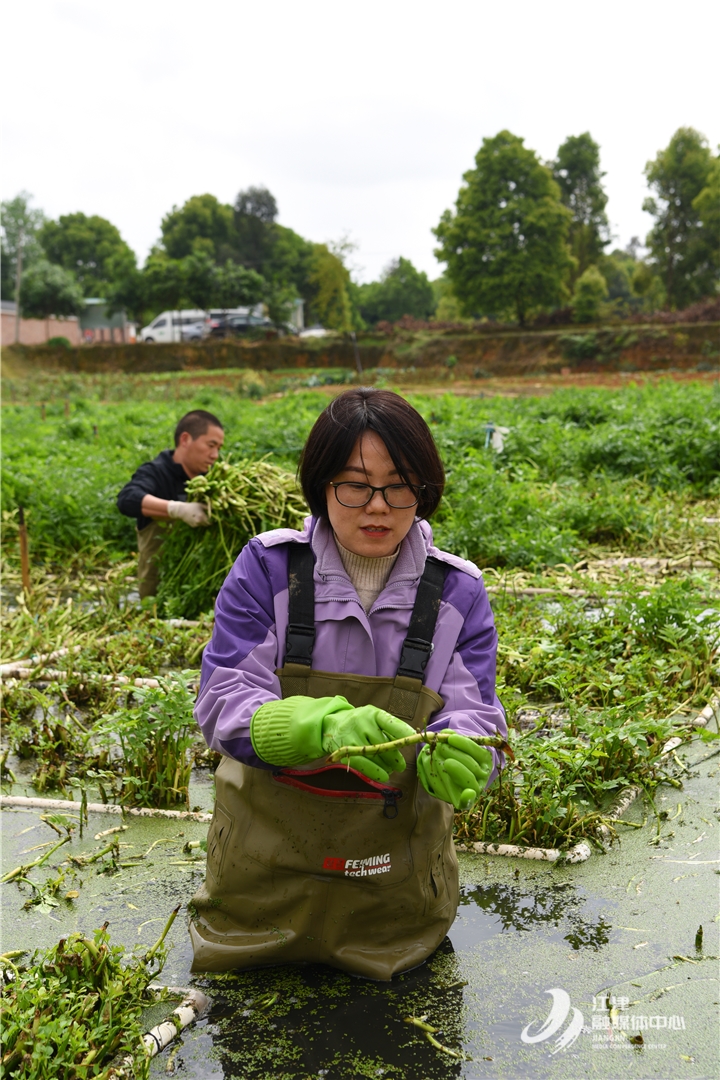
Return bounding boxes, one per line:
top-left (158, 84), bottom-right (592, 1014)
top-left (189, 545), bottom-right (460, 980)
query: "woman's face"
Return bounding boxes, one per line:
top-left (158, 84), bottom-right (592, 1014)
top-left (325, 432), bottom-right (418, 558)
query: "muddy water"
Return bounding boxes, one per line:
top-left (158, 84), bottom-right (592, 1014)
top-left (2, 736), bottom-right (718, 1079)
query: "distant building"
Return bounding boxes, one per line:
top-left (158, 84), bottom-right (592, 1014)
top-left (79, 298), bottom-right (136, 344)
top-left (288, 298), bottom-right (304, 332)
top-left (1, 298), bottom-right (135, 346)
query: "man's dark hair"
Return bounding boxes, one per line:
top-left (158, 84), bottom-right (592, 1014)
top-left (174, 410), bottom-right (224, 446)
top-left (299, 388), bottom-right (445, 520)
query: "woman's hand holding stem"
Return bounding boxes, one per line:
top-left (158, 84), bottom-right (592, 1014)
top-left (326, 729), bottom-right (510, 763)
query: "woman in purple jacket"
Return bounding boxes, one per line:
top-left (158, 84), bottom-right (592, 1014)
top-left (190, 389), bottom-right (506, 979)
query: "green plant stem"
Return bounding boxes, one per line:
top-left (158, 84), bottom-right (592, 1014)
top-left (327, 730), bottom-right (509, 763)
top-left (1, 836), bottom-right (70, 883)
top-left (144, 903), bottom-right (181, 963)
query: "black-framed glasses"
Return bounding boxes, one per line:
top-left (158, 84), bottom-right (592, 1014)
top-left (330, 482), bottom-right (424, 509)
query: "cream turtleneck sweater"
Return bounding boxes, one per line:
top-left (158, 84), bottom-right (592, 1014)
top-left (334, 535), bottom-right (400, 613)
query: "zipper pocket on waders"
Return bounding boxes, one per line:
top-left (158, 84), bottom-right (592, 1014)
top-left (273, 765), bottom-right (403, 819)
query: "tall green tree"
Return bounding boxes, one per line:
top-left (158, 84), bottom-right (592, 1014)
top-left (213, 260), bottom-right (265, 310)
top-left (264, 224), bottom-right (315, 323)
top-left (572, 265), bottom-right (608, 322)
top-left (105, 254), bottom-right (147, 324)
top-left (643, 128), bottom-right (718, 308)
top-left (182, 250), bottom-right (218, 310)
top-left (160, 195), bottom-right (234, 262)
top-left (1, 192), bottom-right (46, 300)
top-left (308, 244), bottom-right (354, 331)
top-left (140, 249), bottom-right (267, 316)
top-left (39, 212), bottom-right (135, 296)
top-left (233, 186), bottom-right (278, 272)
top-left (691, 154), bottom-right (720, 298)
top-left (19, 260), bottom-right (84, 319)
top-left (433, 130), bottom-right (573, 325)
top-left (357, 257), bottom-right (436, 325)
top-left (142, 250), bottom-right (186, 311)
top-left (266, 224), bottom-right (314, 291)
top-left (552, 133), bottom-right (610, 283)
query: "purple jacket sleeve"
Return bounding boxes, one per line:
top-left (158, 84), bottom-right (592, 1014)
top-left (426, 572), bottom-right (507, 783)
top-left (195, 539), bottom-right (285, 768)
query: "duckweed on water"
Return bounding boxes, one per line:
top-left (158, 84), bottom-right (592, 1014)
top-left (195, 948), bottom-right (467, 1079)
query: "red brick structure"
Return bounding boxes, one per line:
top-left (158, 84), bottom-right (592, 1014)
top-left (1, 301), bottom-right (83, 346)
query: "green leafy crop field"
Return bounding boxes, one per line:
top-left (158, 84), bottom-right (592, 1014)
top-left (2, 378), bottom-right (719, 566)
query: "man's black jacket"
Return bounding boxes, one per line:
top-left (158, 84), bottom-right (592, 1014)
top-left (117, 450), bottom-right (189, 530)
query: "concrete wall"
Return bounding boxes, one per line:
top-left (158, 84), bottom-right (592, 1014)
top-left (1, 311), bottom-right (83, 347)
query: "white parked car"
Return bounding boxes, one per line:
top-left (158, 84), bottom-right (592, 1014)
top-left (140, 310), bottom-right (209, 343)
top-left (299, 326), bottom-right (330, 338)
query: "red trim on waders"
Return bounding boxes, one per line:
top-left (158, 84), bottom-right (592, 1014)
top-left (272, 764), bottom-right (403, 817)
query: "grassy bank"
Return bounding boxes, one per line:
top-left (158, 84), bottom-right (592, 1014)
top-left (3, 318), bottom-right (718, 380)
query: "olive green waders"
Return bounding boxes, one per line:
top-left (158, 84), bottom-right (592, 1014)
top-left (189, 549), bottom-right (459, 980)
top-left (136, 521), bottom-right (168, 599)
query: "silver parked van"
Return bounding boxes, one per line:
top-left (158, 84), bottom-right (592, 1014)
top-left (140, 310), bottom-right (208, 343)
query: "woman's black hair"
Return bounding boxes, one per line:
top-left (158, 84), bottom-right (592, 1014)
top-left (298, 388), bottom-right (445, 519)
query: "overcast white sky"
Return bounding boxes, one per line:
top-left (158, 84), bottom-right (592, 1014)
top-left (2, 0), bottom-right (718, 283)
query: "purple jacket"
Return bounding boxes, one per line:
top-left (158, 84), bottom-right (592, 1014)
top-left (196, 516), bottom-right (507, 776)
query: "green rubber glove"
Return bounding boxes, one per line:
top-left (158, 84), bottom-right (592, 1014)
top-left (321, 705), bottom-right (416, 782)
top-left (250, 695), bottom-right (416, 782)
top-left (416, 731), bottom-right (493, 811)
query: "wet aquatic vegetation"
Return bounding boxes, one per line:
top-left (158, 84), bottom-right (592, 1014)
top-left (446, 572), bottom-right (720, 849)
top-left (0, 910), bottom-right (178, 1079)
top-left (494, 576), bottom-right (718, 716)
top-left (0, 557), bottom-right (209, 779)
top-left (455, 706), bottom-right (690, 849)
top-left (96, 676), bottom-right (196, 808)
top-left (157, 456), bottom-right (308, 618)
top-left (196, 946), bottom-right (468, 1080)
top-left (403, 1015), bottom-right (469, 1060)
top-left (2, 542), bottom-right (716, 847)
top-left (1, 681), bottom-right (115, 795)
top-left (0, 748), bottom-right (17, 784)
top-left (1, 836), bottom-right (71, 885)
top-left (6, 713), bottom-right (94, 793)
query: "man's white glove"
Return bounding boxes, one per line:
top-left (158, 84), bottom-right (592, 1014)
top-left (167, 501), bottom-right (210, 527)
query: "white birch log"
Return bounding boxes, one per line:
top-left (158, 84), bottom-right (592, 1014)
top-left (0, 794), bottom-right (212, 822)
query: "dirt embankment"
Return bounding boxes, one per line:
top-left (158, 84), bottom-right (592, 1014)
top-left (3, 322), bottom-right (718, 378)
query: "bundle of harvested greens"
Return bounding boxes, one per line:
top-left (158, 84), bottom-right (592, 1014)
top-left (157, 457), bottom-right (308, 618)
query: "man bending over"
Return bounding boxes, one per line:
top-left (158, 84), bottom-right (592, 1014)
top-left (117, 409), bottom-right (224, 598)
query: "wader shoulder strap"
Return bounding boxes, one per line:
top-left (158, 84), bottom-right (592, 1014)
top-left (396, 556), bottom-right (448, 681)
top-left (285, 545), bottom-right (448, 679)
top-left (284, 543), bottom-right (316, 666)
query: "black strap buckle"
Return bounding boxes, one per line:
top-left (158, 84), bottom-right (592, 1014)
top-left (284, 624), bottom-right (315, 666)
top-left (397, 637), bottom-right (434, 679)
